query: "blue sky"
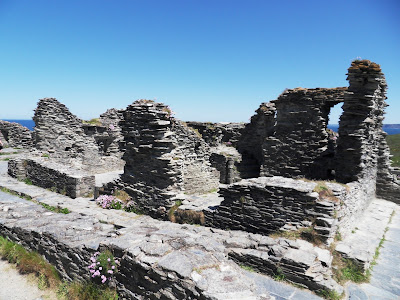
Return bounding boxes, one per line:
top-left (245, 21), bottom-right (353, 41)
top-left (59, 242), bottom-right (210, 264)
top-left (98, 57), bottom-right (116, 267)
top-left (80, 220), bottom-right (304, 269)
top-left (0, 0), bottom-right (399, 124)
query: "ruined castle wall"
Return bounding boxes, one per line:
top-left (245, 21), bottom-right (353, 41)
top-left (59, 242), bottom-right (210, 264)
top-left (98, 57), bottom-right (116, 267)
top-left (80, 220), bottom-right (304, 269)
top-left (32, 98), bottom-right (122, 173)
top-left (335, 61), bottom-right (387, 186)
top-left (8, 157), bottom-right (95, 198)
top-left (82, 108), bottom-right (125, 157)
top-left (116, 100), bottom-right (219, 217)
top-left (261, 88), bottom-right (345, 179)
top-left (204, 177), bottom-right (340, 242)
top-left (185, 121), bottom-right (244, 147)
top-left (334, 61), bottom-right (400, 202)
top-left (237, 102), bottom-right (276, 170)
top-left (0, 120), bottom-right (33, 148)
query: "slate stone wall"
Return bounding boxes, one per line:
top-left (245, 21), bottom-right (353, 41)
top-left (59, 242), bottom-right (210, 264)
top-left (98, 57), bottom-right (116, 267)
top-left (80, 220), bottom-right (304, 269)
top-left (32, 98), bottom-right (122, 173)
top-left (185, 121), bottom-right (244, 147)
top-left (261, 88), bottom-right (346, 179)
top-left (113, 100), bottom-right (219, 217)
top-left (0, 194), bottom-right (341, 297)
top-left (8, 158), bottom-right (95, 198)
top-left (237, 102), bottom-right (276, 178)
top-left (0, 120), bottom-right (33, 148)
top-left (335, 61), bottom-right (386, 185)
top-left (204, 176), bottom-right (340, 242)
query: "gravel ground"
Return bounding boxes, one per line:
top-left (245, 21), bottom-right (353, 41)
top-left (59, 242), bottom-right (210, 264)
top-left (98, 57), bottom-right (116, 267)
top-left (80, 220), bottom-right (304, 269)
top-left (0, 259), bottom-right (56, 300)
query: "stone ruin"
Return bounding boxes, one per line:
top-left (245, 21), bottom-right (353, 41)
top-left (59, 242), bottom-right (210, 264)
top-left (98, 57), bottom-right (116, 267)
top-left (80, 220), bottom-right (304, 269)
top-left (2, 59), bottom-right (400, 297)
top-left (0, 120), bottom-right (33, 148)
top-left (7, 98), bottom-right (125, 198)
top-left (102, 100), bottom-right (220, 218)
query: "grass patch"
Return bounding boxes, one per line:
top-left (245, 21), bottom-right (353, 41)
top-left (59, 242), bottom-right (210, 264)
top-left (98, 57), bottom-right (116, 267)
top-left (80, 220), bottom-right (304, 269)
top-left (23, 178), bottom-right (33, 185)
top-left (0, 235), bottom-right (60, 288)
top-left (0, 235), bottom-right (118, 299)
top-left (0, 186), bottom-right (32, 201)
top-left (270, 226), bottom-right (323, 245)
top-left (239, 264), bottom-right (256, 272)
top-left (386, 133), bottom-right (400, 167)
top-left (168, 200), bottom-right (183, 222)
top-left (316, 289), bottom-right (343, 300)
top-left (82, 118), bottom-right (102, 126)
top-left (0, 151), bottom-right (20, 155)
top-left (0, 185), bottom-right (69, 214)
top-left (39, 202), bottom-right (70, 214)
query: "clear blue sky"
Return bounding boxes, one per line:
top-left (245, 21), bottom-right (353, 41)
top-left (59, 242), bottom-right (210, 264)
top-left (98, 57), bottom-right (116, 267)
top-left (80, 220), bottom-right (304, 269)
top-left (0, 0), bottom-right (399, 124)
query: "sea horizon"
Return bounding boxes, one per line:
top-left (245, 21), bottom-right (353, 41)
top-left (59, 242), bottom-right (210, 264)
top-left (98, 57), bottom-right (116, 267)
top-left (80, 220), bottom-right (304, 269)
top-left (2, 119), bottom-right (400, 135)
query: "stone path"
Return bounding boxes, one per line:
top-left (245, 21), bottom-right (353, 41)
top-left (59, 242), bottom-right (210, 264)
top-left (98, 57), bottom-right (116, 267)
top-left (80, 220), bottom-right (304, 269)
top-left (345, 204), bottom-right (400, 300)
top-left (336, 199), bottom-right (397, 269)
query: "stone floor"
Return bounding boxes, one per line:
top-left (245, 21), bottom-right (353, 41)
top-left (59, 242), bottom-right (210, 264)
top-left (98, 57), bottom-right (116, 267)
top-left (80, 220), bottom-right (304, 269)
top-left (345, 204), bottom-right (400, 300)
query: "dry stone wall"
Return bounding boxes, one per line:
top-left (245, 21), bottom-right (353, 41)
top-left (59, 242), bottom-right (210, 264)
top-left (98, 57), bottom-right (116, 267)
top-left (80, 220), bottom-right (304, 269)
top-left (109, 100), bottom-right (219, 218)
top-left (333, 60), bottom-right (400, 202)
top-left (0, 120), bottom-right (33, 148)
top-left (8, 157), bottom-right (95, 198)
top-left (32, 98), bottom-right (122, 173)
top-left (204, 176), bottom-right (340, 243)
top-left (335, 61), bottom-right (387, 184)
top-left (0, 193), bottom-right (342, 297)
top-left (261, 88), bottom-right (346, 179)
top-left (185, 121), bottom-right (244, 147)
top-left (237, 102), bottom-right (276, 178)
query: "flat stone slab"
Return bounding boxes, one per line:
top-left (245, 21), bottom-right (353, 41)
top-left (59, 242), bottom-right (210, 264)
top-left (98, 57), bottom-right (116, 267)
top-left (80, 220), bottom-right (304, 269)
top-left (336, 199), bottom-right (396, 269)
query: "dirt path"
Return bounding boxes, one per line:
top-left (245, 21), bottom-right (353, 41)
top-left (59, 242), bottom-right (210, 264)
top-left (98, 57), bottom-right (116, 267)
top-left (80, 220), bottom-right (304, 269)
top-left (0, 259), bottom-right (56, 300)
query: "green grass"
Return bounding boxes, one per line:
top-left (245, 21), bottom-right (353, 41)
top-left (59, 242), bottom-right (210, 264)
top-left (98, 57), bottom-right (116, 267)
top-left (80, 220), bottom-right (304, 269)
top-left (0, 235), bottom-right (118, 300)
top-left (387, 133), bottom-right (400, 167)
top-left (0, 151), bottom-right (19, 155)
top-left (39, 202), bottom-right (70, 214)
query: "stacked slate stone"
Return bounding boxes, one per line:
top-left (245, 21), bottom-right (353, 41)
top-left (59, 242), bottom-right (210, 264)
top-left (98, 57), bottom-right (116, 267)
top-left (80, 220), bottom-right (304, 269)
top-left (117, 100), bottom-right (219, 218)
top-left (335, 61), bottom-right (387, 184)
top-left (185, 121), bottom-right (244, 147)
top-left (237, 102), bottom-right (276, 178)
top-left (376, 132), bottom-right (400, 203)
top-left (32, 98), bottom-right (112, 173)
top-left (0, 120), bottom-right (33, 148)
top-left (204, 176), bottom-right (339, 242)
top-left (209, 146), bottom-right (242, 184)
top-left (99, 108), bottom-right (125, 154)
top-left (262, 88), bottom-right (346, 179)
top-left (82, 108), bottom-right (125, 159)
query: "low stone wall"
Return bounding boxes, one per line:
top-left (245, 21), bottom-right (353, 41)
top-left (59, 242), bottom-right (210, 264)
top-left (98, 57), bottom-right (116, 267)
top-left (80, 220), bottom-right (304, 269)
top-left (0, 194), bottom-right (342, 298)
top-left (8, 158), bottom-right (94, 198)
top-left (0, 120), bottom-right (33, 148)
top-left (204, 177), bottom-right (340, 243)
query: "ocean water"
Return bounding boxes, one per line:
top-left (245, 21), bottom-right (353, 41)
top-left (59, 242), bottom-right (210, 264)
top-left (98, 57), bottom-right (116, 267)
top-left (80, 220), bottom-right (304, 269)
top-left (328, 124), bottom-right (400, 135)
top-left (3, 119), bottom-right (36, 131)
top-left (2, 120), bottom-right (400, 135)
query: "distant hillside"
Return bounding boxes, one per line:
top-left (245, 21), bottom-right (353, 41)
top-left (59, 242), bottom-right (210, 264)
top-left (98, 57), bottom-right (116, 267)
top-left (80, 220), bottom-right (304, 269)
top-left (387, 133), bottom-right (400, 167)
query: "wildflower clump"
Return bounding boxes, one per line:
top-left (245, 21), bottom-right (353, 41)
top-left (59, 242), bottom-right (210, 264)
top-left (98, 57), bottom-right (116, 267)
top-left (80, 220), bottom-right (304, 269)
top-left (88, 251), bottom-right (120, 284)
top-left (95, 195), bottom-right (123, 209)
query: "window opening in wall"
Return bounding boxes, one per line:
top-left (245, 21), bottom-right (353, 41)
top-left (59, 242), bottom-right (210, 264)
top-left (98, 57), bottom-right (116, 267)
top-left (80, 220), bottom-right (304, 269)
top-left (326, 103), bottom-right (343, 178)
